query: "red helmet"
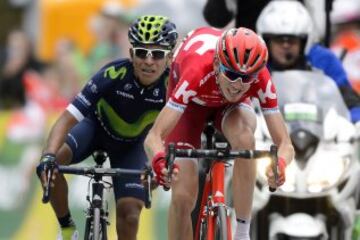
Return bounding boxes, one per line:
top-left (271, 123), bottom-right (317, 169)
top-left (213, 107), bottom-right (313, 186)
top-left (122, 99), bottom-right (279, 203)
top-left (216, 27), bottom-right (268, 75)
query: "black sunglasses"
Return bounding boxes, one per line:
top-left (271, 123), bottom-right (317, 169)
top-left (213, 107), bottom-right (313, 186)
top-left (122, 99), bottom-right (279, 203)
top-left (219, 64), bottom-right (256, 83)
top-left (132, 47), bottom-right (170, 60)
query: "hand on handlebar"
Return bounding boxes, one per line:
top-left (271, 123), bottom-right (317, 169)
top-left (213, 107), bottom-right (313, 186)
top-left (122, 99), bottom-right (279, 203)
top-left (152, 152), bottom-right (179, 188)
top-left (36, 153), bottom-right (58, 189)
top-left (266, 157), bottom-right (286, 189)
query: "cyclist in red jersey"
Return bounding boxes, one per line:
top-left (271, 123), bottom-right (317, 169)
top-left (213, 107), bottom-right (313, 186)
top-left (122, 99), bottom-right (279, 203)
top-left (144, 27), bottom-right (294, 240)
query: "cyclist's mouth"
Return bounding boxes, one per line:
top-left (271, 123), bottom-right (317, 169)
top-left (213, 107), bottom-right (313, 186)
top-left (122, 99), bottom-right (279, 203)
top-left (229, 88), bottom-right (242, 95)
top-left (142, 68), bottom-right (156, 75)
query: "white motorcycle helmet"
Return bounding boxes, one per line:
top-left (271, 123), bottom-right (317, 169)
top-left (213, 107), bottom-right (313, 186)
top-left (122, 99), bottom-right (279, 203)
top-left (256, 0), bottom-right (315, 54)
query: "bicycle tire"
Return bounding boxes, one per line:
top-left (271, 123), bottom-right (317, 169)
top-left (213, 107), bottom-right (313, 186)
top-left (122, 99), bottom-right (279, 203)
top-left (101, 218), bottom-right (108, 240)
top-left (213, 206), bottom-right (228, 240)
top-left (84, 214), bottom-right (107, 240)
top-left (84, 217), bottom-right (91, 240)
top-left (93, 207), bottom-right (101, 240)
top-left (199, 217), bottom-right (208, 240)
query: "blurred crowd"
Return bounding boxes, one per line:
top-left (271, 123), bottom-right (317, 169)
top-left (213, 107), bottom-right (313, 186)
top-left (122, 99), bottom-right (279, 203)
top-left (0, 1), bottom-right (133, 113)
top-left (0, 1), bottom-right (137, 143)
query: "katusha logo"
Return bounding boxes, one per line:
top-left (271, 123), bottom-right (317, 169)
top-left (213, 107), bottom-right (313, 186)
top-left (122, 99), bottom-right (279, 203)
top-left (174, 81), bottom-right (197, 104)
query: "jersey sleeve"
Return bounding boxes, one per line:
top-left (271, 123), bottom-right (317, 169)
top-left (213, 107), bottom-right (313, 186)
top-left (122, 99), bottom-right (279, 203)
top-left (66, 62), bottom-right (123, 121)
top-left (254, 68), bottom-right (280, 115)
top-left (167, 64), bottom-right (201, 112)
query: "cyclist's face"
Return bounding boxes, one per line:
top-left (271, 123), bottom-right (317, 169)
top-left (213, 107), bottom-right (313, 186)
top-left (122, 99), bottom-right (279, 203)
top-left (269, 36), bottom-right (302, 67)
top-left (131, 45), bottom-right (171, 86)
top-left (215, 63), bottom-right (252, 103)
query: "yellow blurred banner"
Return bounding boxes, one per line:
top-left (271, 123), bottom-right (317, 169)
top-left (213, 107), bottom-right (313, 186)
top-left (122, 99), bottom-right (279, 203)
top-left (38, 0), bottom-right (137, 61)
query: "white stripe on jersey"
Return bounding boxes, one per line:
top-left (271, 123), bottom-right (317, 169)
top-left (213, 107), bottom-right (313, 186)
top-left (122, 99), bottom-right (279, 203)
top-left (166, 99), bottom-right (186, 112)
top-left (66, 104), bottom-right (85, 122)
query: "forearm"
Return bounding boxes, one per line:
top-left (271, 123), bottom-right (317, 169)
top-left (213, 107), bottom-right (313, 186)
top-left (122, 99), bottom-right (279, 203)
top-left (265, 113), bottom-right (295, 165)
top-left (277, 140), bottom-right (294, 165)
top-left (43, 110), bottom-right (78, 155)
top-left (144, 130), bottom-right (166, 160)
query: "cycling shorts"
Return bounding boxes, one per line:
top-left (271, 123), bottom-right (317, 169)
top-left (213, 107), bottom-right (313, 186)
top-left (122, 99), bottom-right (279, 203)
top-left (65, 117), bottom-right (147, 202)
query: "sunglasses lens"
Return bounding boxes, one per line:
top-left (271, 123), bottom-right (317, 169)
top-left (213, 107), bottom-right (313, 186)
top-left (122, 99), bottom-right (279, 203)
top-left (220, 64), bottom-right (254, 83)
top-left (134, 48), bottom-right (148, 59)
top-left (223, 71), bottom-right (241, 81)
top-left (152, 50), bottom-right (166, 60)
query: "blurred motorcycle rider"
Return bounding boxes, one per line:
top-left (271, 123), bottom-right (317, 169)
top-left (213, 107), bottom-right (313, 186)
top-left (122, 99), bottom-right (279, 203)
top-left (256, 0), bottom-right (360, 123)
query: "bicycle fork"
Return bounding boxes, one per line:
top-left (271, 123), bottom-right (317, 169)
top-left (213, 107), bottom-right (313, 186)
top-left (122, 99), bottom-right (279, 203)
top-left (195, 162), bottom-right (232, 240)
top-left (85, 182), bottom-right (109, 240)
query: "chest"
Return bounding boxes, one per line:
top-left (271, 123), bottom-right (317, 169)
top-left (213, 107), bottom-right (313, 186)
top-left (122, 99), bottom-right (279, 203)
top-left (105, 81), bottom-right (166, 112)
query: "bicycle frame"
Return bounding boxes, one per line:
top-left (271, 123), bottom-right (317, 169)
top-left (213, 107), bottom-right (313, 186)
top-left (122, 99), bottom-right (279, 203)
top-left (83, 162), bottom-right (109, 240)
top-left (41, 151), bottom-right (153, 240)
top-left (195, 160), bottom-right (232, 240)
top-left (166, 143), bottom-right (278, 240)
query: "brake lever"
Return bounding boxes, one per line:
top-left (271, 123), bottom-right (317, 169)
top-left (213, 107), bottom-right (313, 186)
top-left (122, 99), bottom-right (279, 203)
top-left (144, 167), bottom-right (153, 209)
top-left (42, 166), bottom-right (55, 203)
top-left (269, 145), bottom-right (278, 193)
top-left (164, 143), bottom-right (175, 191)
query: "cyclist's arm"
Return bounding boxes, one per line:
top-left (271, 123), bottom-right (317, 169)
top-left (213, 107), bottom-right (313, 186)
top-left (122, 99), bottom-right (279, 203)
top-left (42, 110), bottom-right (78, 156)
top-left (144, 105), bottom-right (182, 160)
top-left (263, 112), bottom-right (294, 165)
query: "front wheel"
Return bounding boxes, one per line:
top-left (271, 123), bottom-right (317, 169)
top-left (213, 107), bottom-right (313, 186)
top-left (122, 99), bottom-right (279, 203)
top-left (84, 208), bottom-right (107, 240)
top-left (84, 217), bottom-right (92, 240)
top-left (213, 206), bottom-right (229, 240)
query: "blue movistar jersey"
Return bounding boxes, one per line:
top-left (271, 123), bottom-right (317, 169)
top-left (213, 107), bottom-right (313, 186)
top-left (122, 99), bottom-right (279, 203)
top-left (67, 59), bottom-right (168, 141)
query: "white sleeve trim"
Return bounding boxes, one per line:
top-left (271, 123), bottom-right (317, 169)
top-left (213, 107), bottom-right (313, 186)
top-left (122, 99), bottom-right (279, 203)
top-left (166, 99), bottom-right (186, 113)
top-left (66, 104), bottom-right (85, 121)
top-left (262, 107), bottom-right (280, 115)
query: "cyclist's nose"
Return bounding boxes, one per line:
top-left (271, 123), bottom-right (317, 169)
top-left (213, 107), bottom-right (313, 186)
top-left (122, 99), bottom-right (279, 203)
top-left (144, 55), bottom-right (155, 64)
top-left (229, 79), bottom-right (243, 88)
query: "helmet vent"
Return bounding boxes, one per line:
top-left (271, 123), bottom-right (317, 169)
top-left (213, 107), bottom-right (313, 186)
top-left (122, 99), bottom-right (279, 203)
top-left (233, 48), bottom-right (239, 65)
top-left (223, 49), bottom-right (231, 67)
top-left (244, 49), bottom-right (251, 64)
top-left (149, 16), bottom-right (155, 22)
top-left (252, 54), bottom-right (260, 68)
top-left (147, 23), bottom-right (152, 31)
top-left (145, 32), bottom-right (150, 41)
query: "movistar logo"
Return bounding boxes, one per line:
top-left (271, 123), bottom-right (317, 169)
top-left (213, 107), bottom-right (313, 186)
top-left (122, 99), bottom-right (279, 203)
top-left (97, 99), bottom-right (160, 138)
top-left (104, 66), bottom-right (127, 80)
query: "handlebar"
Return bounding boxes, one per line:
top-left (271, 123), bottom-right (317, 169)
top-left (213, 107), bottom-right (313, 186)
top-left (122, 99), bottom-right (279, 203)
top-left (41, 165), bottom-right (154, 208)
top-left (57, 166), bottom-right (147, 176)
top-left (165, 143), bottom-right (279, 192)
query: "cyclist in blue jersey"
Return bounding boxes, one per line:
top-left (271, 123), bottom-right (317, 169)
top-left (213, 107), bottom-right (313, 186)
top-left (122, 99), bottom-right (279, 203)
top-left (256, 0), bottom-right (360, 123)
top-left (36, 15), bottom-right (178, 240)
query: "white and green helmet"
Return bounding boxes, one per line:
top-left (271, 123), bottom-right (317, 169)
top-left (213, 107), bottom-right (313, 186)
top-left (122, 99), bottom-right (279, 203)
top-left (128, 15), bottom-right (178, 49)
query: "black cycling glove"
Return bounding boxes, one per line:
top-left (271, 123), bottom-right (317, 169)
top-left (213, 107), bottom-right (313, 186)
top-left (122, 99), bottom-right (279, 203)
top-left (36, 153), bottom-right (57, 178)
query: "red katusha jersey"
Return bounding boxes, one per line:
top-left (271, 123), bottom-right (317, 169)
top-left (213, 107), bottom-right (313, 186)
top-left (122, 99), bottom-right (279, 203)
top-left (167, 27), bottom-right (279, 115)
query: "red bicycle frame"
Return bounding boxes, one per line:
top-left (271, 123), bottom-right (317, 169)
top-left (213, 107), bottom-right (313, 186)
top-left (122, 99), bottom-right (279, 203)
top-left (165, 143), bottom-right (278, 240)
top-left (194, 160), bottom-right (232, 240)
